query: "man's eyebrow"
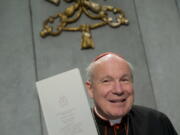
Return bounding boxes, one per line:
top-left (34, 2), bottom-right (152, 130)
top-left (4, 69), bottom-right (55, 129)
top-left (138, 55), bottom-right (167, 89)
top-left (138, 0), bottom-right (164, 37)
top-left (101, 74), bottom-right (131, 79)
top-left (121, 74), bottom-right (133, 81)
top-left (121, 74), bottom-right (130, 77)
top-left (121, 74), bottom-right (132, 78)
top-left (99, 75), bottom-right (113, 80)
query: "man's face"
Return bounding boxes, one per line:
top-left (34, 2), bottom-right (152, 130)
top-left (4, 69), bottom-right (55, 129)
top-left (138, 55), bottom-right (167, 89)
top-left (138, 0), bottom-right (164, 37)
top-left (86, 55), bottom-right (134, 120)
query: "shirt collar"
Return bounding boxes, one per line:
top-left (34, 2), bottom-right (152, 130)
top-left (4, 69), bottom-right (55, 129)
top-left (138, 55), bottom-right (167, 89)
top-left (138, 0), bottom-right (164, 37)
top-left (94, 106), bottom-right (122, 126)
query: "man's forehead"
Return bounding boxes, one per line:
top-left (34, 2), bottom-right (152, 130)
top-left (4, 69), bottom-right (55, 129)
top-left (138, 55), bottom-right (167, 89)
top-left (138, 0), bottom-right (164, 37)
top-left (92, 53), bottom-right (132, 74)
top-left (90, 52), bottom-right (133, 81)
top-left (93, 52), bottom-right (124, 62)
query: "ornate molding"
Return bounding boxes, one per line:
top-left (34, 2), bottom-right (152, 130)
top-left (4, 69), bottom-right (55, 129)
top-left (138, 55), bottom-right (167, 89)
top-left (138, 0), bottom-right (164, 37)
top-left (40, 0), bottom-right (129, 49)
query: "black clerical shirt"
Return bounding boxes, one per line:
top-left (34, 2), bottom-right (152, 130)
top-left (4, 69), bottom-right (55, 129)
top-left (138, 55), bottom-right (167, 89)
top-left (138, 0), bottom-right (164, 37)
top-left (93, 105), bottom-right (178, 135)
top-left (93, 110), bottom-right (128, 135)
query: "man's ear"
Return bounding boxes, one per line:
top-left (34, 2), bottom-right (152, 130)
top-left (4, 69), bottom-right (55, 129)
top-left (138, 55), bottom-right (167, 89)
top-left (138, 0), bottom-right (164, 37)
top-left (85, 81), bottom-right (94, 98)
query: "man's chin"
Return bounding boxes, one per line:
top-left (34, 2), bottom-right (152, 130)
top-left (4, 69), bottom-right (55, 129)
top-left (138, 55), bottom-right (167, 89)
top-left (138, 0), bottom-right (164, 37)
top-left (107, 112), bottom-right (126, 119)
top-left (108, 109), bottom-right (131, 119)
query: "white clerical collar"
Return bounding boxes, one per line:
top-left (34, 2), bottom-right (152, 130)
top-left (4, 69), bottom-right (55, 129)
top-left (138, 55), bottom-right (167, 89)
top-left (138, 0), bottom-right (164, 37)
top-left (109, 118), bottom-right (122, 126)
top-left (94, 106), bottom-right (122, 126)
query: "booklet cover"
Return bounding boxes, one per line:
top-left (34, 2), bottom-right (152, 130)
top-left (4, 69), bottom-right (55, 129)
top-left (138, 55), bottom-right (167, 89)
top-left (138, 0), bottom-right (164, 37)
top-left (36, 68), bottom-right (98, 135)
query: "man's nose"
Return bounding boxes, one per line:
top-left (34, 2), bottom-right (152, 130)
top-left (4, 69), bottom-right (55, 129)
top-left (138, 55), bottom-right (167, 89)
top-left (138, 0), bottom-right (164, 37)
top-left (113, 80), bottom-right (124, 94)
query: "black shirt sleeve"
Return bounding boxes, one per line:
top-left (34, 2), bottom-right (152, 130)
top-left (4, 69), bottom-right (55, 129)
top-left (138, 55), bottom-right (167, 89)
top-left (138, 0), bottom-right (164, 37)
top-left (128, 105), bottom-right (178, 135)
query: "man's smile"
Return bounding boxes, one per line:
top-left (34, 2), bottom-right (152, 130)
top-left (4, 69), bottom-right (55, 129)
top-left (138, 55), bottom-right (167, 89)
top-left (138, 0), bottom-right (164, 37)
top-left (108, 98), bottom-right (127, 103)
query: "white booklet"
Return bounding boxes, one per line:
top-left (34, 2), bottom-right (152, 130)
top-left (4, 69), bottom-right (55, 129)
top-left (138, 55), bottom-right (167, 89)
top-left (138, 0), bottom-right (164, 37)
top-left (36, 68), bottom-right (99, 135)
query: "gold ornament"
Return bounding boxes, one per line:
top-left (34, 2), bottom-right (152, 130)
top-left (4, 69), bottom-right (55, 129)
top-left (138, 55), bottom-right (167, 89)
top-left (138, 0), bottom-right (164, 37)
top-left (40, 0), bottom-right (129, 49)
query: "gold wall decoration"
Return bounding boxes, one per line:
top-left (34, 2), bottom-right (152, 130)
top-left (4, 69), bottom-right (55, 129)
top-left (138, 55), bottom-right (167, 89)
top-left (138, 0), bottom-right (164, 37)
top-left (40, 0), bottom-right (129, 49)
top-left (46, 0), bottom-right (60, 5)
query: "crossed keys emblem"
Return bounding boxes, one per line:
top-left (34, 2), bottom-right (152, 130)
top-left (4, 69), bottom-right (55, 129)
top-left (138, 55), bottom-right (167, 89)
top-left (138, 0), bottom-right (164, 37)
top-left (40, 0), bottom-right (128, 49)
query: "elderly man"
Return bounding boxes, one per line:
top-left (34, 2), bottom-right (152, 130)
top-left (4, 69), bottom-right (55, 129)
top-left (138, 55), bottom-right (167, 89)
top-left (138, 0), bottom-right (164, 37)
top-left (85, 52), bottom-right (177, 135)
